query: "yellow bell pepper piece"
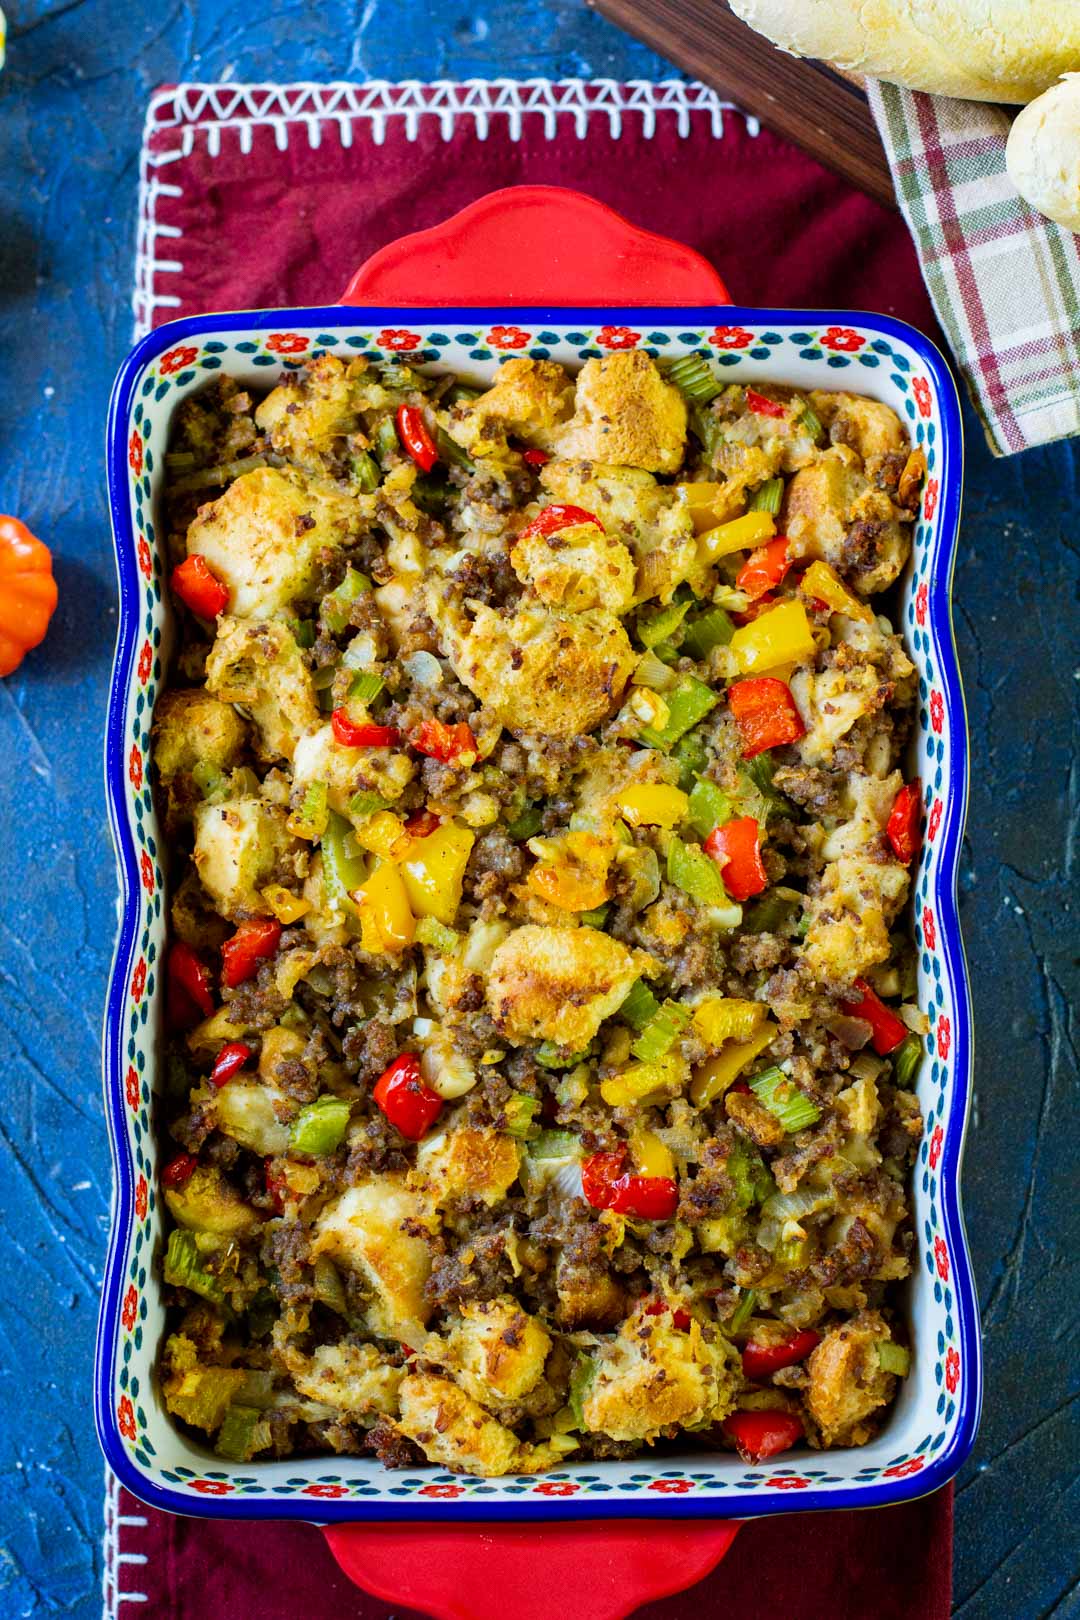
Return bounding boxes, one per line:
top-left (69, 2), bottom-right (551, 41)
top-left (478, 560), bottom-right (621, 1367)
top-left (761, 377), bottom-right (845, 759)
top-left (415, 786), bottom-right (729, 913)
top-left (600, 1053), bottom-right (685, 1108)
top-left (630, 1124), bottom-right (675, 1179)
top-left (699, 510), bottom-right (774, 562)
top-left (526, 830), bottom-right (612, 912)
top-left (400, 823), bottom-right (475, 925)
top-left (355, 811), bottom-right (408, 860)
top-left (260, 885), bottom-right (311, 925)
top-left (729, 599), bottom-right (816, 674)
top-left (677, 481), bottom-right (734, 535)
top-left (799, 560), bottom-right (874, 624)
top-left (353, 860), bottom-right (415, 952)
top-left (615, 783), bottom-right (689, 829)
top-left (692, 997), bottom-right (767, 1049)
top-left (690, 1023), bottom-right (776, 1107)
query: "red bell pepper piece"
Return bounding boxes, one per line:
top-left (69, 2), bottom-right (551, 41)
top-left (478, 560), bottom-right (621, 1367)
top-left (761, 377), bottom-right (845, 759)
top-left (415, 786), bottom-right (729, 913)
top-left (728, 677), bottom-right (806, 758)
top-left (221, 918), bottom-right (282, 989)
top-left (411, 718), bottom-right (477, 763)
top-left (518, 503), bottom-right (603, 541)
top-left (737, 537), bottom-right (791, 602)
top-left (741, 1329), bottom-right (821, 1382)
top-left (331, 709), bottom-right (401, 749)
top-left (644, 1299), bottom-right (692, 1331)
top-left (404, 809), bottom-right (441, 837)
top-left (265, 1160), bottom-right (288, 1214)
top-left (395, 403), bottom-right (439, 472)
top-left (581, 1151), bottom-right (679, 1220)
top-left (170, 554), bottom-right (229, 619)
top-left (167, 941), bottom-right (216, 1025)
top-left (373, 1053), bottom-right (444, 1140)
top-left (886, 779), bottom-right (922, 864)
top-left (209, 1041), bottom-right (253, 1089)
top-left (841, 978), bottom-right (908, 1056)
top-left (522, 448), bottom-right (551, 467)
top-left (745, 388), bottom-right (787, 419)
top-left (722, 1410), bottom-right (804, 1464)
top-left (704, 816), bottom-right (768, 902)
top-left (162, 1153), bottom-right (197, 1190)
top-left (729, 1078), bottom-right (752, 1096)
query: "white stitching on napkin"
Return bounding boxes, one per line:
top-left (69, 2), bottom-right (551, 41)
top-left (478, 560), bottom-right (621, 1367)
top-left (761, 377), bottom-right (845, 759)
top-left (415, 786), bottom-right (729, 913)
top-left (133, 78), bottom-right (757, 335)
top-left (102, 1470), bottom-right (149, 1618)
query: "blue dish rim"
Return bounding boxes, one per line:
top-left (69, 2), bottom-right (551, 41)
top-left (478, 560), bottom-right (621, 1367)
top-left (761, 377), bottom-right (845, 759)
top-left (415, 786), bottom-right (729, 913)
top-left (97, 304), bottom-right (981, 1524)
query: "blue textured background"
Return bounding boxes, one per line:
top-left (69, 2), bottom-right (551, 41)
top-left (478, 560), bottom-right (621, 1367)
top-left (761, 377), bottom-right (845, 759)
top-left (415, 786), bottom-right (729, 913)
top-left (0, 3), bottom-right (1077, 1616)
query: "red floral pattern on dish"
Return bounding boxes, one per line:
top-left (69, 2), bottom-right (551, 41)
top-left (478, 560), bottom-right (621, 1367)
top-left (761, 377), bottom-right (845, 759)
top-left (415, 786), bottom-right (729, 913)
top-left (930, 690), bottom-right (944, 734)
top-left (945, 1347), bottom-right (960, 1394)
top-left (125, 1065), bottom-right (140, 1112)
top-left (128, 745), bottom-right (143, 792)
top-left (913, 377), bottom-right (932, 418)
top-left (710, 324), bottom-right (755, 348)
top-left (934, 1236), bottom-right (950, 1281)
top-left (160, 345), bottom-right (199, 376)
top-left (884, 1456), bottom-right (925, 1479)
top-left (128, 431), bottom-right (143, 477)
top-left (140, 852), bottom-right (154, 895)
top-left (137, 537), bottom-right (152, 580)
top-left (915, 583), bottom-right (929, 626)
top-left (190, 1480), bottom-right (235, 1495)
top-left (118, 1395), bottom-right (136, 1440)
top-left (134, 1174), bottom-right (148, 1220)
top-left (121, 1285), bottom-right (138, 1332)
top-left (533, 1481), bottom-right (580, 1496)
top-left (303, 1483), bottom-right (350, 1499)
top-left (648, 1479), bottom-right (694, 1494)
top-left (266, 332), bottom-right (309, 355)
top-left (596, 325), bottom-right (641, 350)
top-left (820, 326), bottom-right (864, 352)
top-left (377, 328), bottom-right (422, 352)
top-left (929, 1124), bottom-right (944, 1169)
top-left (419, 1483), bottom-right (466, 1498)
top-left (130, 958), bottom-right (147, 1002)
top-left (765, 1475), bottom-right (810, 1490)
top-left (137, 639), bottom-right (153, 683)
top-left (928, 799), bottom-right (943, 842)
top-left (922, 906), bottom-right (936, 951)
top-left (937, 1014), bottom-right (951, 1060)
top-left (488, 325), bottom-right (531, 350)
top-left (924, 477), bottom-right (939, 520)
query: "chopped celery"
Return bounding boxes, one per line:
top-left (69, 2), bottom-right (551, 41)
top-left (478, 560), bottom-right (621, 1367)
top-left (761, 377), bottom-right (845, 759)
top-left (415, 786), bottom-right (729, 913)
top-left (651, 639), bottom-right (682, 666)
top-left (351, 450), bottom-right (381, 492)
top-left (687, 777), bottom-right (732, 838)
top-left (163, 1228), bottom-right (224, 1305)
top-left (374, 416), bottom-right (401, 462)
top-left (348, 790), bottom-right (390, 822)
top-left (215, 1404), bottom-right (272, 1462)
top-left (673, 730), bottom-right (709, 790)
top-left (667, 837), bottom-right (728, 907)
top-left (634, 649), bottom-right (678, 691)
top-left (321, 809), bottom-right (366, 912)
top-left (893, 1033), bottom-right (924, 1089)
top-left (435, 425), bottom-right (474, 471)
top-left (313, 1256), bottom-right (349, 1317)
top-left (446, 382), bottom-right (481, 405)
top-left (689, 401), bottom-right (724, 461)
top-left (795, 397), bottom-right (824, 444)
top-left (728, 1139), bottom-right (775, 1210)
top-left (192, 760), bottom-right (229, 803)
top-left (876, 1341), bottom-right (911, 1376)
top-left (729, 1287), bottom-right (757, 1333)
top-left (503, 1093), bottom-right (540, 1138)
top-left (171, 452), bottom-right (269, 492)
top-left (620, 845), bottom-right (661, 911)
top-left (681, 606), bottom-right (734, 660)
top-left (235, 1369), bottom-right (276, 1409)
top-left (529, 1129), bottom-right (581, 1160)
top-left (631, 1000), bottom-right (692, 1062)
top-left (637, 597), bottom-right (691, 650)
top-left (619, 979), bottom-right (661, 1031)
top-left (412, 473), bottom-right (451, 515)
top-left (665, 354), bottom-right (722, 404)
top-left (348, 670), bottom-right (385, 704)
top-left (640, 676), bottom-right (719, 749)
top-left (748, 477), bottom-right (784, 515)
top-left (578, 904), bottom-right (610, 929)
top-left (290, 1095), bottom-right (352, 1155)
top-left (774, 1234), bottom-right (810, 1268)
top-left (740, 755), bottom-right (790, 820)
top-left (323, 567), bottom-right (372, 635)
top-left (741, 886), bottom-right (804, 935)
top-left (415, 916), bottom-right (460, 952)
top-left (289, 779), bottom-right (329, 842)
top-left (568, 1355), bottom-right (599, 1428)
top-left (506, 803), bottom-right (543, 841)
top-left (291, 618), bottom-right (316, 650)
top-left (536, 1041), bottom-right (590, 1071)
top-left (749, 1065), bottom-right (821, 1132)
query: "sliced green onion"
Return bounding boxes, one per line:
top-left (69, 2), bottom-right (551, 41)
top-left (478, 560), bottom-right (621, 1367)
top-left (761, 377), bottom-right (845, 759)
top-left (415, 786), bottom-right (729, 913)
top-left (681, 607), bottom-right (734, 660)
top-left (290, 1095), bottom-right (352, 1155)
top-left (323, 567), bottom-right (371, 635)
top-left (291, 779), bottom-right (330, 841)
top-left (578, 904), bottom-right (610, 930)
top-left (215, 1404), bottom-right (272, 1461)
top-left (347, 789), bottom-right (389, 822)
top-left (640, 676), bottom-right (720, 750)
top-left (351, 450), bottom-right (381, 492)
top-left (673, 730), bottom-right (709, 791)
top-left (729, 1287), bottom-right (757, 1333)
top-left (749, 1065), bottom-right (821, 1133)
top-left (536, 1041), bottom-right (590, 1071)
top-left (686, 777), bottom-right (732, 838)
top-left (529, 1129), bottom-right (580, 1160)
top-left (630, 999), bottom-right (693, 1063)
top-left (415, 916), bottom-right (460, 952)
top-left (506, 803), bottom-right (543, 841)
top-left (503, 1093), bottom-right (540, 1138)
top-left (876, 1340), bottom-right (911, 1376)
top-left (893, 1033), bottom-right (924, 1089)
top-left (795, 397), bottom-right (825, 444)
top-left (667, 837), bottom-right (728, 907)
top-left (665, 354), bottom-right (722, 404)
top-left (348, 670), bottom-right (385, 704)
top-left (568, 1355), bottom-right (598, 1428)
top-left (748, 477), bottom-right (784, 515)
top-left (637, 597), bottom-right (691, 650)
top-left (619, 979), bottom-right (661, 1031)
top-left (163, 1228), bottom-right (224, 1304)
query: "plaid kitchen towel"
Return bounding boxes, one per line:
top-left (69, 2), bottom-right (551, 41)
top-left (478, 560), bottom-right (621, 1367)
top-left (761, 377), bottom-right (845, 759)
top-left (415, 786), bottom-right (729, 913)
top-left (869, 79), bottom-right (1080, 456)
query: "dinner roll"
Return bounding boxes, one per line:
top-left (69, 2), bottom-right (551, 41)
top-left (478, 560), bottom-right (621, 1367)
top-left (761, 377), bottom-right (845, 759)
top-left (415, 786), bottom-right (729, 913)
top-left (1006, 77), bottom-right (1080, 232)
top-left (730, 0), bottom-right (1080, 104)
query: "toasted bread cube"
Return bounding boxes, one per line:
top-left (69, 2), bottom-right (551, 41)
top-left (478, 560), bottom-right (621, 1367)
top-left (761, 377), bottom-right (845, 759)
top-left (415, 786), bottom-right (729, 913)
top-left (192, 795), bottom-right (290, 920)
top-left (313, 1176), bottom-right (434, 1338)
top-left (806, 1309), bottom-right (896, 1446)
top-left (444, 358), bottom-right (575, 461)
top-left (288, 1342), bottom-right (404, 1417)
top-left (448, 1296), bottom-right (552, 1404)
top-left (582, 1312), bottom-right (738, 1443)
top-left (486, 924), bottom-right (643, 1050)
top-left (555, 352), bottom-right (687, 474)
top-left (413, 1126), bottom-right (521, 1209)
top-left (396, 1373), bottom-right (521, 1476)
top-left (204, 616), bottom-right (319, 763)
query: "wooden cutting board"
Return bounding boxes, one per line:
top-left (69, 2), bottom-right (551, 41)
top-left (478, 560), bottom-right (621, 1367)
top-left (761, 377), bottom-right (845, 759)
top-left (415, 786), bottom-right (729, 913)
top-left (587, 0), bottom-right (896, 209)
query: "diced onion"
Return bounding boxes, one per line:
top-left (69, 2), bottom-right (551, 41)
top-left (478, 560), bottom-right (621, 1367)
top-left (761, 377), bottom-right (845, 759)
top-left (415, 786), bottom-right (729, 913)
top-left (403, 650), bottom-right (443, 688)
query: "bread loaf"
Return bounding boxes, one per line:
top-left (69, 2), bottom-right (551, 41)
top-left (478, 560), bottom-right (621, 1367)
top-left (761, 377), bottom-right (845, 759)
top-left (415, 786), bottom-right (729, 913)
top-left (729, 0), bottom-right (1080, 104)
top-left (1006, 76), bottom-right (1080, 230)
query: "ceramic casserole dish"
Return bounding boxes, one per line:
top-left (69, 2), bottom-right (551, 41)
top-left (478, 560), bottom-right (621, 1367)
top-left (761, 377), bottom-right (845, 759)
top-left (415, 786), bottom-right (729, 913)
top-left (97, 187), bottom-right (980, 1607)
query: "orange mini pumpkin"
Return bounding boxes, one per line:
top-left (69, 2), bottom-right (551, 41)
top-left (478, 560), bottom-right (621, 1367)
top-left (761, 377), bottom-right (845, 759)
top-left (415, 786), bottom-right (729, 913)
top-left (0, 515), bottom-right (58, 676)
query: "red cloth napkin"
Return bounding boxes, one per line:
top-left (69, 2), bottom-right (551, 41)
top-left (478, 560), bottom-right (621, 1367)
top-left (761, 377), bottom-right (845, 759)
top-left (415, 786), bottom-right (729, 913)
top-left (119, 79), bottom-right (948, 1620)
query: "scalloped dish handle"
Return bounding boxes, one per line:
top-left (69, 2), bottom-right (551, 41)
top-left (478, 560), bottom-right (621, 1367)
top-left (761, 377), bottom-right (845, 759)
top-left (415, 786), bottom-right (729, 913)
top-left (339, 185), bottom-right (731, 307)
top-left (322, 1519), bottom-right (740, 1619)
